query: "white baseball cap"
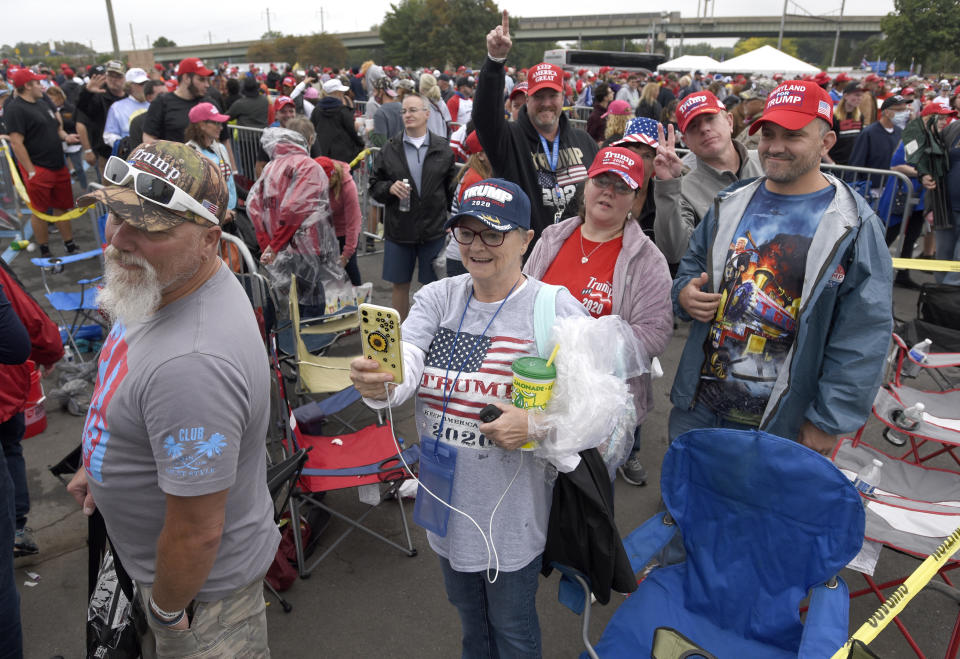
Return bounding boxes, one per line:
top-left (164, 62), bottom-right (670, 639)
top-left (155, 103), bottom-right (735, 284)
top-left (125, 68), bottom-right (149, 84)
top-left (322, 78), bottom-right (349, 94)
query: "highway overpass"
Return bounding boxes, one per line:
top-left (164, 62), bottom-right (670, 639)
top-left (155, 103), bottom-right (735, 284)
top-left (152, 12), bottom-right (884, 63)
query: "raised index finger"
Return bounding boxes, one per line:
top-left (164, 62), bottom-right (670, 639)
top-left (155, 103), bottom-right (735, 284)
top-left (502, 10), bottom-right (510, 36)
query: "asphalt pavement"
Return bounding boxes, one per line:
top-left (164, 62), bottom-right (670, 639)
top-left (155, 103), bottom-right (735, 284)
top-left (7, 212), bottom-right (958, 658)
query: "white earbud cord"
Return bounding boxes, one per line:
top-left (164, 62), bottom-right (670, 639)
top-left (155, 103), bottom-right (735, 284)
top-left (383, 381), bottom-right (523, 583)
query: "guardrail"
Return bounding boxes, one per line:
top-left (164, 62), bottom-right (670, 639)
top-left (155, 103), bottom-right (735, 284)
top-left (230, 125), bottom-right (266, 182)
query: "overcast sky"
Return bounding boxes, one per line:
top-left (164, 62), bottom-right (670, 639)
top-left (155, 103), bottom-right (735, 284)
top-left (4, 0), bottom-right (893, 54)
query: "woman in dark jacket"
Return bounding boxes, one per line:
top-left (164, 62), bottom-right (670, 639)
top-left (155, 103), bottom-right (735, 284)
top-left (310, 79), bottom-right (365, 163)
top-left (586, 83), bottom-right (613, 144)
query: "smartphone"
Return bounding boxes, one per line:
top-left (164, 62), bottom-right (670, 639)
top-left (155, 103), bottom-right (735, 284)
top-left (359, 303), bottom-right (404, 384)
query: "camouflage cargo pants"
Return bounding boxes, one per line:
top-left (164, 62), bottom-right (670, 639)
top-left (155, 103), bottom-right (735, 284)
top-left (136, 577), bottom-right (270, 658)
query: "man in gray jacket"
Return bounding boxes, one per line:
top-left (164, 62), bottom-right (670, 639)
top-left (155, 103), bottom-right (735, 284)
top-left (653, 91), bottom-right (763, 271)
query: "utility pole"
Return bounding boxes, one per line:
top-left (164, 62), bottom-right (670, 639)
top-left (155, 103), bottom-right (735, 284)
top-left (320, 7), bottom-right (325, 33)
top-left (208, 31), bottom-right (213, 45)
top-left (129, 23), bottom-right (136, 51)
top-left (777, 0), bottom-right (788, 50)
top-left (104, 0), bottom-right (120, 57)
top-left (266, 7), bottom-right (273, 34)
top-left (831, 0), bottom-right (845, 68)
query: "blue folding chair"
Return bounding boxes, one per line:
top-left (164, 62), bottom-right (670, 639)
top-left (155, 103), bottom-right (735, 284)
top-left (31, 247), bottom-right (106, 361)
top-left (568, 428), bottom-right (865, 659)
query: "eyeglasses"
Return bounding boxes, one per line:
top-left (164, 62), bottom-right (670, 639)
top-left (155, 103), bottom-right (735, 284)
top-left (590, 174), bottom-right (634, 195)
top-left (400, 108), bottom-right (426, 115)
top-left (452, 226), bottom-right (507, 247)
top-left (103, 156), bottom-right (220, 225)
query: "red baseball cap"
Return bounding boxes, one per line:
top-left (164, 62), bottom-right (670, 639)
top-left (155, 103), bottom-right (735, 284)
top-left (10, 68), bottom-right (44, 88)
top-left (920, 102), bottom-right (958, 118)
top-left (178, 57), bottom-right (213, 77)
top-left (902, 86), bottom-right (915, 96)
top-left (164, 79), bottom-right (177, 92)
top-left (834, 72), bottom-right (851, 83)
top-left (587, 147), bottom-right (645, 190)
top-left (188, 102), bottom-right (230, 123)
top-left (864, 73), bottom-right (882, 83)
top-left (750, 80), bottom-right (834, 135)
top-left (509, 81), bottom-right (528, 100)
top-left (275, 95), bottom-right (295, 111)
top-left (282, 76), bottom-right (296, 87)
top-left (526, 63), bottom-right (564, 95)
top-left (676, 91), bottom-right (726, 133)
top-left (814, 71), bottom-right (831, 85)
top-left (463, 131), bottom-right (483, 156)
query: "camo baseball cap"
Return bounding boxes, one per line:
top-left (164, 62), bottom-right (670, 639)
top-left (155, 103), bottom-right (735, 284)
top-left (78, 141), bottom-right (228, 232)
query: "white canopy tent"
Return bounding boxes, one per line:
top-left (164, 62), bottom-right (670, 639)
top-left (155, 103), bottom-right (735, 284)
top-left (712, 45), bottom-right (820, 76)
top-left (657, 55), bottom-right (722, 73)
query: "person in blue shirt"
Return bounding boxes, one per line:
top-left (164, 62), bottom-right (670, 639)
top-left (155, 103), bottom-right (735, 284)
top-left (849, 95), bottom-right (909, 189)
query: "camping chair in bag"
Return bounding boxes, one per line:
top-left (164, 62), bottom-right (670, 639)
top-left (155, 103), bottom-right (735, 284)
top-left (30, 247), bottom-right (107, 361)
top-left (264, 448), bottom-right (309, 612)
top-left (564, 428), bottom-right (864, 659)
top-left (285, 411), bottom-right (419, 578)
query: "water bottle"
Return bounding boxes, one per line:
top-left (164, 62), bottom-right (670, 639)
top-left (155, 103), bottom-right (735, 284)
top-left (892, 402), bottom-right (925, 431)
top-left (902, 338), bottom-right (932, 378)
top-left (10, 239), bottom-right (29, 251)
top-left (853, 458), bottom-right (883, 497)
top-left (398, 179), bottom-right (411, 212)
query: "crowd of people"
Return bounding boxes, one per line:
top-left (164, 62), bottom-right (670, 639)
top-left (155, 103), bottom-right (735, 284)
top-left (0, 11), bottom-right (959, 657)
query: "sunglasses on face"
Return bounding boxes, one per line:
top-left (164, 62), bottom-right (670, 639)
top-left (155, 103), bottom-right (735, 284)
top-left (103, 156), bottom-right (220, 225)
top-left (452, 226), bottom-right (507, 247)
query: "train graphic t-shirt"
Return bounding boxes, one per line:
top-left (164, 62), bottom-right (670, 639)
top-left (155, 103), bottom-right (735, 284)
top-left (697, 183), bottom-right (835, 425)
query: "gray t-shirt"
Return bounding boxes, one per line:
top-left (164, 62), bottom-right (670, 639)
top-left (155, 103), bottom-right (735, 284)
top-left (83, 266), bottom-right (279, 601)
top-left (403, 275), bottom-right (588, 572)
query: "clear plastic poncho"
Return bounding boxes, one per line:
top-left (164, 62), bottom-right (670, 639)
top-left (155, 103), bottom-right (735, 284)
top-left (247, 127), bottom-right (346, 310)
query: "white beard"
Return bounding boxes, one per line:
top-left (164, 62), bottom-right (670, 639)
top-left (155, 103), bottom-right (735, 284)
top-left (97, 246), bottom-right (163, 326)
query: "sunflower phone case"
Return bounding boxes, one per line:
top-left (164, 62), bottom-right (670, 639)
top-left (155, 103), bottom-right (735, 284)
top-left (359, 303), bottom-right (404, 384)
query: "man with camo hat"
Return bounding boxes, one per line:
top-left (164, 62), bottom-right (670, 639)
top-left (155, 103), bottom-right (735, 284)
top-left (66, 141), bottom-right (279, 657)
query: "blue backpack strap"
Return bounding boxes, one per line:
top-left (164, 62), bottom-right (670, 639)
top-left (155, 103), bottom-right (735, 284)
top-left (533, 284), bottom-right (561, 358)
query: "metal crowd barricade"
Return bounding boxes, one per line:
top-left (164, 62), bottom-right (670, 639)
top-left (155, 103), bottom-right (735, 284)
top-left (569, 118), bottom-right (587, 131)
top-left (354, 100), bottom-right (367, 116)
top-left (351, 147), bottom-right (384, 257)
top-left (566, 106), bottom-right (591, 122)
top-left (230, 125), bottom-right (266, 182)
top-left (0, 141), bottom-right (26, 245)
top-left (819, 163), bottom-right (916, 259)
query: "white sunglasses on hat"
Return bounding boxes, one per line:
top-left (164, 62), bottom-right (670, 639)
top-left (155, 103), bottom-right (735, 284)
top-left (103, 156), bottom-right (220, 225)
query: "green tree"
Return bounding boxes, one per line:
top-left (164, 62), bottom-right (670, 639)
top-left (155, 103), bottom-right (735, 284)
top-left (297, 33), bottom-right (349, 68)
top-left (881, 0), bottom-right (960, 72)
top-left (676, 42), bottom-right (734, 60)
top-left (733, 37), bottom-right (799, 58)
top-left (152, 36), bottom-right (177, 48)
top-left (261, 31), bottom-right (283, 40)
top-left (380, 0), bottom-right (501, 68)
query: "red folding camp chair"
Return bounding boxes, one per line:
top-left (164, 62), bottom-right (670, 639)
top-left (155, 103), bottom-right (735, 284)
top-left (285, 411), bottom-right (419, 578)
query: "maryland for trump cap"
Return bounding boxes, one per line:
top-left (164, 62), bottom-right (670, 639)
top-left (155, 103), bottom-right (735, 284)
top-left (444, 179), bottom-right (531, 231)
top-left (749, 80), bottom-right (834, 135)
top-left (676, 91), bottom-right (726, 132)
top-left (526, 63), bottom-right (564, 95)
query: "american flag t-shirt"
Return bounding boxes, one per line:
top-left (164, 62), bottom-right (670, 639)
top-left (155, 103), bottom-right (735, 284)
top-left (418, 327), bottom-right (534, 450)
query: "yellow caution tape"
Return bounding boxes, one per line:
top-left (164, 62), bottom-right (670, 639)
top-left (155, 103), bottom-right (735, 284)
top-left (830, 526), bottom-right (960, 658)
top-left (892, 258), bottom-right (960, 272)
top-left (0, 143), bottom-right (94, 223)
top-left (349, 148), bottom-right (372, 170)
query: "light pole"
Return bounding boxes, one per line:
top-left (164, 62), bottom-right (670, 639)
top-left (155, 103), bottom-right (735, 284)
top-left (831, 0), bottom-right (846, 68)
top-left (778, 0), bottom-right (788, 50)
top-left (104, 0), bottom-right (120, 57)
